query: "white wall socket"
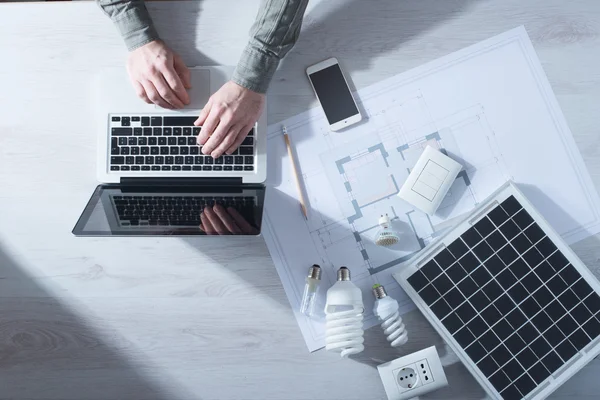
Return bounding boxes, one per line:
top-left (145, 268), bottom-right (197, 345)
top-left (377, 346), bottom-right (448, 400)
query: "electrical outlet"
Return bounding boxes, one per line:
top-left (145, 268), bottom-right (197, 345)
top-left (417, 359), bottom-right (432, 384)
top-left (395, 365), bottom-right (420, 389)
top-left (377, 346), bottom-right (448, 400)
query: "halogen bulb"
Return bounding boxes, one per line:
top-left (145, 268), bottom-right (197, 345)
top-left (300, 264), bottom-right (322, 317)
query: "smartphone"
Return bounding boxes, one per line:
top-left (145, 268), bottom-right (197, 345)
top-left (306, 58), bottom-right (362, 131)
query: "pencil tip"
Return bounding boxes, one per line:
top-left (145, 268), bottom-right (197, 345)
top-left (301, 205), bottom-right (308, 220)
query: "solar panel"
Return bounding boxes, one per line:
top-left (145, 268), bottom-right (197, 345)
top-left (394, 182), bottom-right (600, 400)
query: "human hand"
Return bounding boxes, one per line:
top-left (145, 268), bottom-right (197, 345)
top-left (200, 205), bottom-right (259, 235)
top-left (194, 81), bottom-right (265, 158)
top-left (127, 40), bottom-right (191, 109)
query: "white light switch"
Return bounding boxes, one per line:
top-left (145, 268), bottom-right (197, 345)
top-left (418, 170), bottom-right (443, 191)
top-left (422, 161), bottom-right (448, 183)
top-left (412, 180), bottom-right (438, 201)
top-left (398, 146), bottom-right (462, 215)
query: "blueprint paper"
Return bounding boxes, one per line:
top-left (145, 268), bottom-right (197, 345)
top-left (263, 27), bottom-right (600, 352)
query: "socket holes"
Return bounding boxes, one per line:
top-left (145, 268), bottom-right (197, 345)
top-left (421, 364), bottom-right (424, 368)
top-left (397, 367), bottom-right (419, 389)
top-left (425, 376), bottom-right (429, 381)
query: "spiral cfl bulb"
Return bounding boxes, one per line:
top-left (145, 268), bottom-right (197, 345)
top-left (372, 284), bottom-right (408, 348)
top-left (324, 267), bottom-right (365, 358)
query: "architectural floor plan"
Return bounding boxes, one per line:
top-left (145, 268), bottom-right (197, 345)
top-left (263, 27), bottom-right (600, 351)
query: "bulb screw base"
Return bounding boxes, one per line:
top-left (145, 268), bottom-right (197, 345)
top-left (337, 266), bottom-right (351, 281)
top-left (308, 264), bottom-right (322, 280)
top-left (372, 284), bottom-right (388, 299)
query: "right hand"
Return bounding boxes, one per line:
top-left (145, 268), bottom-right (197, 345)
top-left (127, 40), bottom-right (191, 109)
top-left (200, 205), bottom-right (259, 235)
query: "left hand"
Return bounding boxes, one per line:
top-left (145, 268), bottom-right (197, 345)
top-left (194, 81), bottom-right (265, 159)
top-left (126, 40), bottom-right (191, 109)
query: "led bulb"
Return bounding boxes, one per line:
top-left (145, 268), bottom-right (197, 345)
top-left (375, 214), bottom-right (400, 247)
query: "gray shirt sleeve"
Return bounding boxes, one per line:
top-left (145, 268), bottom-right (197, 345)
top-left (97, 0), bottom-right (309, 93)
top-left (232, 0), bottom-right (310, 94)
top-left (96, 0), bottom-right (159, 51)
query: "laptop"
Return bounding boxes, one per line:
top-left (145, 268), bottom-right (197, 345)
top-left (73, 66), bottom-right (266, 236)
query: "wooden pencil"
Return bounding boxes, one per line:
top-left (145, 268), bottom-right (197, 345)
top-left (282, 126), bottom-right (308, 220)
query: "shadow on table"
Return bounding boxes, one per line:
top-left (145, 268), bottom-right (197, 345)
top-left (179, 187), bottom-right (416, 313)
top-left (152, 0), bottom-right (216, 69)
top-left (350, 182), bottom-right (600, 398)
top-left (273, 0), bottom-right (481, 126)
top-left (178, 189), bottom-right (372, 310)
top-left (0, 244), bottom-right (175, 400)
top-left (149, 1), bottom-right (295, 310)
top-left (155, 3), bottom-right (481, 388)
top-left (351, 301), bottom-right (488, 399)
top-left (152, 0), bottom-right (481, 126)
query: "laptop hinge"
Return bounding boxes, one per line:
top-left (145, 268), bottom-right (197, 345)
top-left (120, 177), bottom-right (243, 186)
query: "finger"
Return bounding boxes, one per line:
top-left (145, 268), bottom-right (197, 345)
top-left (132, 81), bottom-right (152, 104)
top-left (173, 54), bottom-right (192, 89)
top-left (213, 205), bottom-right (241, 234)
top-left (200, 212), bottom-right (216, 235)
top-left (202, 116), bottom-right (234, 156)
top-left (162, 63), bottom-right (190, 105)
top-left (195, 99), bottom-right (212, 127)
top-left (153, 73), bottom-right (185, 109)
top-left (203, 206), bottom-right (229, 235)
top-left (226, 123), bottom-right (253, 155)
top-left (141, 80), bottom-right (173, 109)
top-left (198, 108), bottom-right (221, 147)
top-left (208, 124), bottom-right (240, 158)
top-left (227, 207), bottom-right (258, 234)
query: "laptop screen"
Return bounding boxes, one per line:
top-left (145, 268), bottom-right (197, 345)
top-left (73, 185), bottom-right (265, 236)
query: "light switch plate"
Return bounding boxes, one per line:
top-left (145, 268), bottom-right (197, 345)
top-left (377, 346), bottom-right (448, 400)
top-left (397, 146), bottom-right (462, 215)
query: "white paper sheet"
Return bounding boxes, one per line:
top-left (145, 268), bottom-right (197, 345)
top-left (263, 27), bottom-right (600, 352)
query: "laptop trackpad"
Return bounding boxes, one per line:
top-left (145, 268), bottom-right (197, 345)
top-left (154, 68), bottom-right (211, 111)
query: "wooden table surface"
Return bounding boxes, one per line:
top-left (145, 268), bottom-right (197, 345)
top-left (1, 0), bottom-right (600, 399)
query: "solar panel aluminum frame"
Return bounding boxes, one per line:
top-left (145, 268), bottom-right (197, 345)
top-left (394, 181), bottom-right (600, 400)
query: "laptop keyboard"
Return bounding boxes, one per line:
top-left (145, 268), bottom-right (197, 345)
top-left (109, 115), bottom-right (256, 172)
top-left (112, 195), bottom-right (256, 226)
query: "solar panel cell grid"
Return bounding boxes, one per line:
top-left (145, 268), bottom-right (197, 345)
top-left (466, 340), bottom-right (487, 362)
top-left (405, 193), bottom-right (600, 399)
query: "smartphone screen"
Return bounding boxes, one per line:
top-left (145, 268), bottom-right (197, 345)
top-left (308, 64), bottom-right (359, 125)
